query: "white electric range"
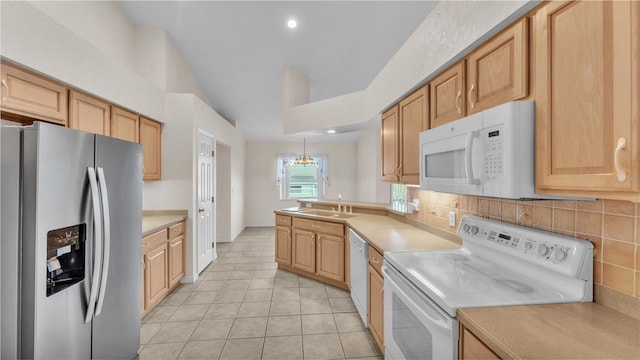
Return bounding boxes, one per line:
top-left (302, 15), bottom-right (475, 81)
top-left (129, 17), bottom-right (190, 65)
top-left (382, 215), bottom-right (594, 360)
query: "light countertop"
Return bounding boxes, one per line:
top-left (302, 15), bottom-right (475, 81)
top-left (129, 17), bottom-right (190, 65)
top-left (458, 303), bottom-right (640, 360)
top-left (275, 205), bottom-right (460, 254)
top-left (142, 210), bottom-right (187, 237)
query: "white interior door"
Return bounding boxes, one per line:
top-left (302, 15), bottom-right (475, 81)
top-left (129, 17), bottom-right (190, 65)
top-left (196, 130), bottom-right (215, 273)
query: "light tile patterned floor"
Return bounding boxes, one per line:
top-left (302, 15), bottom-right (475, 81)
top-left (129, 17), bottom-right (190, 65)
top-left (139, 227), bottom-right (383, 360)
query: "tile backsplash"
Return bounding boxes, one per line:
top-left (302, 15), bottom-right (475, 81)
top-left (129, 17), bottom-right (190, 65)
top-left (406, 188), bottom-right (640, 300)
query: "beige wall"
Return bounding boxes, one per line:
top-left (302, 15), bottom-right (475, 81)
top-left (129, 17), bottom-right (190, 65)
top-left (356, 127), bottom-right (390, 203)
top-left (406, 188), bottom-right (640, 300)
top-left (245, 140), bottom-right (358, 226)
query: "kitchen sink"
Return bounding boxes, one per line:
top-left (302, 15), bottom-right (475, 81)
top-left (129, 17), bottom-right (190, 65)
top-left (299, 209), bottom-right (356, 219)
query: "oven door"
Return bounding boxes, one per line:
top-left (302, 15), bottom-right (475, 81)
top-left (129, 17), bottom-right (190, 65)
top-left (383, 263), bottom-right (458, 360)
top-left (419, 112), bottom-right (483, 196)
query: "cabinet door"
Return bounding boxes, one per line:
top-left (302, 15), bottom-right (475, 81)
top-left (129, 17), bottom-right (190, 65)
top-left (0, 62), bottom-right (68, 125)
top-left (111, 106), bottom-right (139, 143)
top-left (168, 235), bottom-right (185, 289)
top-left (144, 244), bottom-right (169, 310)
top-left (399, 86), bottom-right (428, 185)
top-left (430, 61), bottom-right (466, 128)
top-left (69, 91), bottom-right (110, 136)
top-left (292, 228), bottom-right (315, 273)
top-left (535, 1), bottom-right (639, 196)
top-left (467, 18), bottom-right (528, 114)
top-left (381, 105), bottom-right (399, 182)
top-left (316, 234), bottom-right (345, 282)
top-left (459, 325), bottom-right (500, 360)
top-left (275, 225), bottom-right (292, 266)
top-left (140, 117), bottom-right (162, 181)
top-left (368, 265), bottom-right (384, 353)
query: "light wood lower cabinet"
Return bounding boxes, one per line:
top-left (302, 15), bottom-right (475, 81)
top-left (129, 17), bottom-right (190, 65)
top-left (141, 220), bottom-right (186, 317)
top-left (0, 62), bottom-right (68, 125)
top-left (316, 233), bottom-right (345, 282)
top-left (368, 246), bottom-right (384, 353)
top-left (459, 323), bottom-right (501, 359)
top-left (292, 228), bottom-right (317, 274)
top-left (144, 243), bottom-right (169, 311)
top-left (275, 225), bottom-right (292, 266)
top-left (168, 234), bottom-right (185, 288)
top-left (275, 215), bottom-right (348, 290)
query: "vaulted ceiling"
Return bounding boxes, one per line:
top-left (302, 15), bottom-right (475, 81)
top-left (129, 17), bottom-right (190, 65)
top-left (118, 1), bottom-right (437, 141)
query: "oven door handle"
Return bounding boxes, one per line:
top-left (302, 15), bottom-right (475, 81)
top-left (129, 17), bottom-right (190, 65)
top-left (383, 265), bottom-right (451, 328)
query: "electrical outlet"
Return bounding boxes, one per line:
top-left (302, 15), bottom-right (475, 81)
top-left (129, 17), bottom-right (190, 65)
top-left (449, 211), bottom-right (456, 227)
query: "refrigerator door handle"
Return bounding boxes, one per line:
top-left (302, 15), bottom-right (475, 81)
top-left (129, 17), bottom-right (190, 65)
top-left (95, 167), bottom-right (111, 316)
top-left (85, 167), bottom-right (103, 323)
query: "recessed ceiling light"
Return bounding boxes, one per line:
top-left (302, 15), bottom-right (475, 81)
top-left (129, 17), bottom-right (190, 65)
top-left (327, 129), bottom-right (336, 134)
top-left (287, 19), bottom-right (297, 29)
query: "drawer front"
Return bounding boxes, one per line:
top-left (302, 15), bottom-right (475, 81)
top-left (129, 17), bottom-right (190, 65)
top-left (169, 221), bottom-right (185, 240)
top-left (368, 245), bottom-right (384, 275)
top-left (143, 228), bottom-right (168, 253)
top-left (275, 214), bottom-right (292, 227)
top-left (293, 217), bottom-right (344, 237)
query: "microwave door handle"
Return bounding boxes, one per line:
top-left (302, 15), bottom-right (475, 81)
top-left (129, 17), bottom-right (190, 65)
top-left (464, 131), bottom-right (480, 185)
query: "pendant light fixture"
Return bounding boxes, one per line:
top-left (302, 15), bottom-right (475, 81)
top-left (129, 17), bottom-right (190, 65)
top-left (293, 137), bottom-right (315, 166)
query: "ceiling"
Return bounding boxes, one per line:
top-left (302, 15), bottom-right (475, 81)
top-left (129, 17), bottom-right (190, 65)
top-left (118, 1), bottom-right (437, 142)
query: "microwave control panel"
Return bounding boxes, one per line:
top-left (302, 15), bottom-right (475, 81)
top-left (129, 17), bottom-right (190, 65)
top-left (484, 127), bottom-right (504, 183)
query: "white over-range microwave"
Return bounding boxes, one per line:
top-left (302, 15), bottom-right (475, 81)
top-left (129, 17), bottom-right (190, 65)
top-left (419, 101), bottom-right (573, 199)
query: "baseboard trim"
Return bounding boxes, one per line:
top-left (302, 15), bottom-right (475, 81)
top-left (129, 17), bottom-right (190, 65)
top-left (216, 236), bottom-right (232, 243)
top-left (181, 276), bottom-right (196, 284)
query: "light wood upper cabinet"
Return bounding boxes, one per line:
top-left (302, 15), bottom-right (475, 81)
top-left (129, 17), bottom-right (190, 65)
top-left (69, 91), bottom-right (110, 136)
top-left (467, 18), bottom-right (528, 114)
top-left (430, 61), bottom-right (466, 128)
top-left (535, 1), bottom-right (640, 199)
top-left (110, 106), bottom-right (139, 143)
top-left (398, 86), bottom-right (429, 185)
top-left (276, 225), bottom-right (292, 266)
top-left (316, 233), bottom-right (345, 282)
top-left (292, 228), bottom-right (316, 274)
top-left (140, 117), bottom-right (162, 181)
top-left (381, 105), bottom-right (399, 182)
top-left (0, 62), bottom-right (68, 125)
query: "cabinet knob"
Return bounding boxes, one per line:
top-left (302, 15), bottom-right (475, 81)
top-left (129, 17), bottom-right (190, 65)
top-left (614, 137), bottom-right (627, 182)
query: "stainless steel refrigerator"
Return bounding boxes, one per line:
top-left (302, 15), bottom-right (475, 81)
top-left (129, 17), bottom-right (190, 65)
top-left (1, 121), bottom-right (142, 359)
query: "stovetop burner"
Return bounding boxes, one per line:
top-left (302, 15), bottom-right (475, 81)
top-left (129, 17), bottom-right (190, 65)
top-left (493, 278), bottom-right (536, 294)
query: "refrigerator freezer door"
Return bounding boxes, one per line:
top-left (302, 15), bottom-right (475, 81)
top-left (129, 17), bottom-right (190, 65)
top-left (21, 122), bottom-right (95, 359)
top-left (1, 127), bottom-right (22, 359)
top-left (92, 135), bottom-right (142, 359)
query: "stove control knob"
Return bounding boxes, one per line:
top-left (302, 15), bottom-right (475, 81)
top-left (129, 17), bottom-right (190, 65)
top-left (551, 248), bottom-right (568, 262)
top-left (462, 224), bottom-right (470, 233)
top-left (524, 241), bottom-right (534, 251)
top-left (469, 225), bottom-right (479, 235)
top-left (536, 243), bottom-right (550, 257)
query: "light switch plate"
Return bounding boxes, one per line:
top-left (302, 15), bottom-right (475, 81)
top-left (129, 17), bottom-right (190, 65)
top-left (449, 211), bottom-right (456, 227)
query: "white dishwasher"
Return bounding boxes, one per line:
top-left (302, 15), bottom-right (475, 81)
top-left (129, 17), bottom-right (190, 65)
top-left (349, 229), bottom-right (368, 326)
